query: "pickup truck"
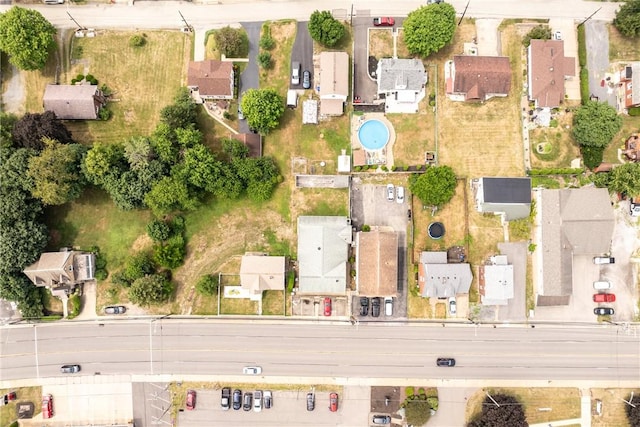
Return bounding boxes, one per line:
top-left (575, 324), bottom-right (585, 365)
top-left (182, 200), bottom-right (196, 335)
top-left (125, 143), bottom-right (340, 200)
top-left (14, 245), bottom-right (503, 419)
top-left (373, 17), bottom-right (395, 27)
top-left (221, 387), bottom-right (231, 411)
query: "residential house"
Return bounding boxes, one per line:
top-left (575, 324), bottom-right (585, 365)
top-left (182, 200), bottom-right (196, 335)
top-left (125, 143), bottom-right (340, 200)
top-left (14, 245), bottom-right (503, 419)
top-left (619, 62), bottom-right (640, 110)
top-left (418, 251), bottom-right (472, 298)
top-left (230, 132), bottom-right (262, 157)
top-left (376, 58), bottom-right (427, 113)
top-left (537, 188), bottom-right (614, 306)
top-left (446, 56), bottom-right (511, 102)
top-left (239, 254), bottom-right (285, 301)
top-left (355, 227), bottom-right (398, 297)
top-left (297, 216), bottom-right (353, 295)
top-left (479, 255), bottom-right (514, 305)
top-left (43, 84), bottom-right (106, 120)
top-left (472, 177), bottom-right (532, 220)
top-left (23, 250), bottom-right (95, 294)
top-left (527, 39), bottom-right (576, 108)
top-left (623, 134), bottom-right (640, 162)
top-left (187, 60), bottom-right (234, 102)
top-left (319, 52), bottom-right (349, 116)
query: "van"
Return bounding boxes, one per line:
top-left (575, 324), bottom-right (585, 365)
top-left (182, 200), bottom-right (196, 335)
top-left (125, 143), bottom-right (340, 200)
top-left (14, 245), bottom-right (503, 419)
top-left (291, 62), bottom-right (301, 85)
top-left (286, 90), bottom-right (297, 108)
top-left (593, 281), bottom-right (612, 290)
top-left (384, 297), bottom-right (393, 316)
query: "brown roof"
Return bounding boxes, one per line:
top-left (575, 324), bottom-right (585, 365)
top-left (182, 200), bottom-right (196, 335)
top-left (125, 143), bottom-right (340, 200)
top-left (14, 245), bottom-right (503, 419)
top-left (187, 60), bottom-right (234, 97)
top-left (356, 228), bottom-right (398, 297)
top-left (528, 40), bottom-right (576, 108)
top-left (23, 251), bottom-right (95, 288)
top-left (231, 133), bottom-right (262, 157)
top-left (240, 255), bottom-right (285, 295)
top-left (43, 84), bottom-right (103, 120)
top-left (452, 56), bottom-right (512, 101)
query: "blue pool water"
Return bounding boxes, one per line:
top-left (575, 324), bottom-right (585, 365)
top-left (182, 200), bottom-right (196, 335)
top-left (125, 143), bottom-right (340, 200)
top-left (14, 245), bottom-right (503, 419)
top-left (358, 119), bottom-right (390, 150)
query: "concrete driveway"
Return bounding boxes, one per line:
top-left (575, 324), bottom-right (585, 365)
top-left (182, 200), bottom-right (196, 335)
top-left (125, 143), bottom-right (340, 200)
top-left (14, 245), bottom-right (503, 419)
top-left (239, 21), bottom-right (262, 133)
top-left (290, 21), bottom-right (313, 90)
top-left (475, 19), bottom-right (501, 56)
top-left (426, 387), bottom-right (477, 427)
top-left (584, 20), bottom-right (617, 108)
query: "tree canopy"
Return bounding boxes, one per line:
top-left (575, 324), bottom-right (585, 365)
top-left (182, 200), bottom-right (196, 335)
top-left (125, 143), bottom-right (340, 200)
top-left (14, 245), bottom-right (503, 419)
top-left (0, 7), bottom-right (56, 70)
top-left (467, 394), bottom-right (527, 427)
top-left (409, 165), bottom-right (457, 208)
top-left (128, 273), bottom-right (174, 306)
top-left (241, 88), bottom-right (285, 135)
top-left (160, 87), bottom-right (198, 130)
top-left (12, 111), bottom-right (74, 150)
top-left (613, 0), bottom-right (640, 38)
top-left (522, 25), bottom-right (552, 47)
top-left (213, 26), bottom-right (248, 58)
top-left (403, 3), bottom-right (456, 57)
top-left (308, 10), bottom-right (345, 47)
top-left (405, 399), bottom-right (432, 426)
top-left (607, 163), bottom-right (640, 197)
top-left (624, 391), bottom-right (640, 427)
top-left (573, 101), bottom-right (622, 149)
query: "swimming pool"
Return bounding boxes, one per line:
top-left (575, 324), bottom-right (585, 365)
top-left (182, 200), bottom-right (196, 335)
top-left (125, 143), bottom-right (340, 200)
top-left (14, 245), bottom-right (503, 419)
top-left (358, 119), bottom-right (390, 151)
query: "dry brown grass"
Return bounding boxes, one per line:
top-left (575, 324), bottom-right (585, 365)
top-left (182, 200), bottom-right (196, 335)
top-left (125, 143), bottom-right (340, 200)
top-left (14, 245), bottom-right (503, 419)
top-left (407, 291), bottom-right (433, 318)
top-left (591, 388), bottom-right (638, 427)
top-left (369, 29), bottom-right (394, 58)
top-left (260, 21), bottom-right (297, 91)
top-left (466, 388), bottom-right (581, 425)
top-left (395, 29), bottom-right (413, 59)
top-left (387, 98), bottom-right (436, 167)
top-left (608, 25), bottom-right (640, 62)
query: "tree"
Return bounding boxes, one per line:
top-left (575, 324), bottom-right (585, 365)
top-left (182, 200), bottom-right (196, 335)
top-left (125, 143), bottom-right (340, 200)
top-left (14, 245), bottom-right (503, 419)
top-left (160, 88), bottom-right (198, 130)
top-left (12, 111), bottom-right (74, 150)
top-left (467, 394), bottom-right (527, 427)
top-left (241, 88), bottom-right (285, 135)
top-left (573, 101), bottom-right (622, 149)
top-left (308, 10), bottom-right (345, 47)
top-left (234, 156), bottom-right (281, 202)
top-left (82, 143), bottom-right (127, 186)
top-left (0, 274), bottom-right (44, 318)
top-left (405, 399), bottom-right (432, 426)
top-left (147, 219), bottom-right (172, 242)
top-left (214, 26), bottom-right (248, 58)
top-left (522, 25), bottom-right (552, 47)
top-left (0, 112), bottom-right (17, 149)
top-left (0, 7), bottom-right (56, 70)
top-left (0, 219), bottom-right (48, 275)
top-left (607, 163), bottom-right (640, 197)
top-left (124, 137), bottom-right (155, 170)
top-left (27, 138), bottom-right (86, 206)
top-left (124, 252), bottom-right (155, 282)
top-left (257, 51), bottom-right (273, 69)
top-left (196, 274), bottom-right (219, 296)
top-left (102, 160), bottom-right (166, 210)
top-left (129, 273), bottom-right (174, 306)
top-left (409, 165), bottom-right (457, 208)
top-left (153, 235), bottom-right (186, 269)
top-left (624, 391), bottom-right (640, 427)
top-left (144, 175), bottom-right (200, 216)
top-left (613, 0), bottom-right (640, 38)
top-left (403, 4), bottom-right (456, 57)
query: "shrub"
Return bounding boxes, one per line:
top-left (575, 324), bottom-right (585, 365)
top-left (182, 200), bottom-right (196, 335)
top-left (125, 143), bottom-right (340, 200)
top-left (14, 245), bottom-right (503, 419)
top-left (257, 51), bottom-right (273, 69)
top-left (406, 386), bottom-right (415, 397)
top-left (98, 107), bottom-right (112, 121)
top-left (124, 252), bottom-right (155, 282)
top-left (581, 145), bottom-right (604, 169)
top-left (549, 119), bottom-right (558, 128)
top-left (527, 168), bottom-right (584, 175)
top-left (67, 294), bottom-right (81, 319)
top-left (76, 73), bottom-right (85, 81)
top-left (286, 270), bottom-right (295, 292)
top-left (147, 219), bottom-right (171, 242)
top-left (577, 25), bottom-right (586, 67)
top-left (223, 111), bottom-right (233, 120)
top-left (111, 270), bottom-right (131, 287)
top-left (195, 274), bottom-right (219, 296)
top-left (154, 235), bottom-right (186, 269)
top-left (95, 269), bottom-right (108, 281)
top-left (629, 107), bottom-right (640, 116)
top-left (391, 165), bottom-right (397, 171)
top-left (129, 34), bottom-right (146, 47)
top-left (362, 224), bottom-right (371, 232)
top-left (100, 84), bottom-right (113, 97)
top-left (579, 68), bottom-right (589, 103)
top-left (427, 396), bottom-right (439, 411)
top-left (259, 33), bottom-right (275, 50)
top-left (85, 74), bottom-right (98, 85)
top-left (171, 216), bottom-right (186, 235)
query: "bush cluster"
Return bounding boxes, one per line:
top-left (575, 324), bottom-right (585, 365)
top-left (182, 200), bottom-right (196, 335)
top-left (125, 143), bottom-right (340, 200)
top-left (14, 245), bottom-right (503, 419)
top-left (527, 168), bottom-right (584, 176)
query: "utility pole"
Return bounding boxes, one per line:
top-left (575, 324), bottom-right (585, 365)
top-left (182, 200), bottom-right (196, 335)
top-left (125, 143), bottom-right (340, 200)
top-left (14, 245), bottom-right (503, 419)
top-left (578, 7), bottom-right (601, 28)
top-left (350, 4), bottom-right (354, 27)
top-left (178, 10), bottom-right (193, 32)
top-left (66, 11), bottom-right (86, 31)
top-left (458, 0), bottom-right (470, 26)
top-left (486, 392), bottom-right (500, 407)
top-left (622, 392), bottom-right (637, 408)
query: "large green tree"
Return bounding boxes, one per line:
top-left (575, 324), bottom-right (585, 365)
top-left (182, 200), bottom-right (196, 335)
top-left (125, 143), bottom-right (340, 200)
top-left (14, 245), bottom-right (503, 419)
top-left (241, 88), bottom-right (285, 135)
top-left (0, 7), bottom-right (56, 70)
top-left (128, 273), bottom-right (174, 306)
top-left (308, 10), bottom-right (345, 47)
top-left (613, 0), bottom-right (640, 38)
top-left (467, 394), bottom-right (527, 427)
top-left (213, 26), bottom-right (248, 58)
top-left (409, 165), bottom-right (457, 208)
top-left (607, 163), bottom-right (640, 197)
top-left (82, 142), bottom-right (127, 186)
top-left (160, 88), bottom-right (198, 130)
top-left (573, 101), bottom-right (622, 149)
top-left (403, 3), bottom-right (456, 57)
top-left (144, 175), bottom-right (200, 216)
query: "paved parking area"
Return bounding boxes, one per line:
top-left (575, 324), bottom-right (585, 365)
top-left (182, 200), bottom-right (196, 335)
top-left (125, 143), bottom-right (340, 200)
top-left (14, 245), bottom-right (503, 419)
top-left (292, 295), bottom-right (349, 317)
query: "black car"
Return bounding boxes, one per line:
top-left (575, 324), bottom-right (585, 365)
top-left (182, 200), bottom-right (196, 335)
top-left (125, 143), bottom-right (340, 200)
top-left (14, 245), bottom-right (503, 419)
top-left (594, 307), bottom-right (614, 316)
top-left (104, 305), bottom-right (126, 315)
top-left (232, 389), bottom-right (242, 410)
top-left (359, 297), bottom-right (370, 316)
top-left (306, 392), bottom-right (315, 411)
top-left (302, 70), bottom-right (311, 89)
top-left (243, 392), bottom-right (253, 411)
top-left (436, 358), bottom-right (456, 367)
top-left (371, 297), bottom-right (381, 317)
top-left (60, 364), bottom-right (81, 373)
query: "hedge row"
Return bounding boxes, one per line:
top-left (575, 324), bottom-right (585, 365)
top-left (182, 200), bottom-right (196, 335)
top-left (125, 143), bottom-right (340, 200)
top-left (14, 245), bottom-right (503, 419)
top-left (527, 168), bottom-right (584, 176)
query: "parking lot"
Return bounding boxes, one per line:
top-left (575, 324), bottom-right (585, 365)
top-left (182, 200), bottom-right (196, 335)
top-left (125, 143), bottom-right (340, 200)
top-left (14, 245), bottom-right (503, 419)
top-left (291, 295), bottom-right (348, 317)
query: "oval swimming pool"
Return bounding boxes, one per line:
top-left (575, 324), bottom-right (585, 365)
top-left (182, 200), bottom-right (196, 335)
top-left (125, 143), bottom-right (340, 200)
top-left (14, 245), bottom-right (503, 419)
top-left (358, 119), bottom-right (390, 151)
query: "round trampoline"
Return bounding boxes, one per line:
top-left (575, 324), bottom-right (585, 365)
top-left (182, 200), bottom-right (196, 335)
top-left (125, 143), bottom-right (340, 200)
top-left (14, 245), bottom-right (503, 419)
top-left (428, 222), bottom-right (445, 240)
top-left (358, 119), bottom-right (390, 151)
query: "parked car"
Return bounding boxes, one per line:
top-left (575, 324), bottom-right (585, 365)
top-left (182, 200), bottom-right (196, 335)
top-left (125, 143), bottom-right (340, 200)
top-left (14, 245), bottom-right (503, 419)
top-left (306, 392), bottom-right (315, 411)
top-left (243, 366), bottom-right (262, 375)
top-left (448, 297), bottom-right (457, 315)
top-left (60, 364), bottom-right (81, 374)
top-left (359, 297), bottom-right (370, 316)
top-left (372, 414), bottom-right (392, 424)
top-left (238, 105), bottom-right (245, 120)
top-left (42, 394), bottom-right (53, 419)
top-left (373, 17), bottom-right (395, 26)
top-left (593, 281), bottom-right (612, 290)
top-left (221, 387), bottom-right (231, 410)
top-left (263, 390), bottom-right (272, 409)
top-left (253, 390), bottom-right (262, 412)
top-left (323, 297), bottom-right (332, 316)
top-left (232, 389), bottom-right (242, 410)
top-left (436, 358), bottom-right (456, 367)
top-left (553, 31), bottom-right (562, 40)
top-left (291, 61), bottom-right (301, 85)
top-left (43, 0), bottom-right (64, 4)
top-left (396, 186), bottom-right (405, 204)
top-left (407, 209), bottom-right (412, 219)
top-left (593, 293), bottom-right (615, 303)
top-left (593, 256), bottom-right (615, 264)
top-left (329, 392), bottom-right (339, 412)
top-left (243, 392), bottom-right (253, 411)
top-left (386, 184), bottom-right (395, 201)
top-left (594, 307), bottom-right (614, 316)
top-left (104, 305), bottom-right (126, 314)
top-left (384, 297), bottom-right (393, 316)
top-left (186, 390), bottom-right (196, 410)
top-left (371, 297), bottom-right (381, 317)
top-left (302, 70), bottom-right (311, 89)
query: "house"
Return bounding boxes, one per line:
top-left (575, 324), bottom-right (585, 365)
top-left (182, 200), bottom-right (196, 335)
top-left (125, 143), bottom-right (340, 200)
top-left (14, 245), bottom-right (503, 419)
top-left (619, 62), bottom-right (640, 110)
top-left (355, 227), bottom-right (398, 297)
top-left (23, 250), bottom-right (95, 293)
top-left (43, 84), bottom-right (106, 120)
top-left (319, 52), bottom-right (349, 116)
top-left (239, 254), bottom-right (285, 301)
top-left (472, 177), bottom-right (532, 220)
top-left (622, 133), bottom-right (640, 162)
top-left (418, 251), bottom-right (473, 298)
top-left (376, 58), bottom-right (427, 113)
top-left (446, 56), bottom-right (511, 102)
top-left (297, 216), bottom-right (352, 295)
top-left (537, 188), bottom-right (614, 306)
top-left (187, 60), bottom-right (234, 102)
top-left (527, 39), bottom-right (576, 108)
top-left (479, 255), bottom-right (514, 305)
top-left (230, 132), bottom-right (262, 157)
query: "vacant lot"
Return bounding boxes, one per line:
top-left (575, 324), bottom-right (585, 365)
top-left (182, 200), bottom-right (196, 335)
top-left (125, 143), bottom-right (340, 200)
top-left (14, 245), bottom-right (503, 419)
top-left (369, 29), bottom-right (394, 59)
top-left (591, 388), bottom-right (638, 427)
top-left (387, 100), bottom-right (437, 167)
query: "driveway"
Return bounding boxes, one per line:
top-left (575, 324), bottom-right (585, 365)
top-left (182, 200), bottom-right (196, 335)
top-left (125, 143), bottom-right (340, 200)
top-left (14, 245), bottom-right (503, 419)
top-left (239, 21), bottom-right (262, 133)
top-left (475, 19), bottom-right (501, 56)
top-left (290, 21), bottom-right (313, 90)
top-left (352, 13), bottom-right (377, 103)
top-left (426, 388), bottom-right (478, 427)
top-left (584, 20), bottom-right (617, 108)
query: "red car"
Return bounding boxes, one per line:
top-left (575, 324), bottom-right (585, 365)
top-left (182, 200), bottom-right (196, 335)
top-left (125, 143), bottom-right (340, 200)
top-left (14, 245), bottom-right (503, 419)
top-left (323, 298), bottom-right (332, 316)
top-left (186, 390), bottom-right (196, 410)
top-left (42, 394), bottom-right (53, 419)
top-left (329, 392), bottom-right (339, 412)
top-left (593, 293), bottom-right (615, 303)
top-left (373, 17), bottom-right (395, 27)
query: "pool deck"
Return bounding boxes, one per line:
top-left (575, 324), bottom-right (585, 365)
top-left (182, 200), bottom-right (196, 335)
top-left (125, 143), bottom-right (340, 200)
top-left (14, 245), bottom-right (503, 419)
top-left (350, 112), bottom-right (397, 168)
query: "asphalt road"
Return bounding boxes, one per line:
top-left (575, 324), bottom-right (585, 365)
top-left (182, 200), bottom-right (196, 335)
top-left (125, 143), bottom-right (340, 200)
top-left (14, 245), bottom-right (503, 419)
top-left (2, 320), bottom-right (638, 387)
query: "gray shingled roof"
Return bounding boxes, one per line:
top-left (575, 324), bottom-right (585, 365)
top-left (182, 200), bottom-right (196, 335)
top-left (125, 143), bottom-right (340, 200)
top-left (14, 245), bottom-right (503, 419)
top-left (43, 85), bottom-right (102, 120)
top-left (377, 58), bottom-right (427, 93)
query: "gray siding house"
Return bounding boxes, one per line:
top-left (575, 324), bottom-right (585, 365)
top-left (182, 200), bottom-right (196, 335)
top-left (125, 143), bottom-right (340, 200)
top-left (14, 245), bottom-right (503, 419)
top-left (43, 84), bottom-right (106, 120)
top-left (376, 58), bottom-right (427, 113)
top-left (473, 177), bottom-right (532, 220)
top-left (24, 250), bottom-right (95, 293)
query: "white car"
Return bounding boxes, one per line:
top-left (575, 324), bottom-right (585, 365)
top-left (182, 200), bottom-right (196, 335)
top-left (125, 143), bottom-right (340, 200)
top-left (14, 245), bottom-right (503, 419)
top-left (386, 184), bottom-right (395, 201)
top-left (593, 281), bottom-right (612, 290)
top-left (396, 186), bottom-right (405, 204)
top-left (243, 366), bottom-right (262, 375)
top-left (448, 297), bottom-right (457, 315)
top-left (253, 390), bottom-right (262, 412)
